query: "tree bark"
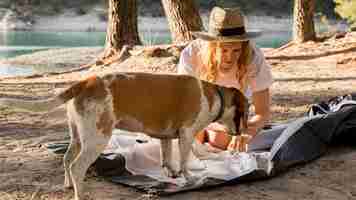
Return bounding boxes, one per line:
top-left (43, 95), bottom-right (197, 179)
top-left (292, 0), bottom-right (316, 43)
top-left (103, 0), bottom-right (141, 58)
top-left (161, 0), bottom-right (203, 43)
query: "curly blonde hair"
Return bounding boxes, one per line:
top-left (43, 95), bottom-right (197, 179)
top-left (200, 41), bottom-right (252, 91)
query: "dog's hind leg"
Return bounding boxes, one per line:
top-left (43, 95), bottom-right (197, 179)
top-left (63, 119), bottom-right (80, 189)
top-left (69, 115), bottom-right (112, 200)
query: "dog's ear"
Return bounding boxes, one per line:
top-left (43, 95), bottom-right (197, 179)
top-left (233, 89), bottom-right (249, 135)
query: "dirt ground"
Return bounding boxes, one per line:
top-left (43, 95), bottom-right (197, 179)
top-left (1, 32), bottom-right (356, 200)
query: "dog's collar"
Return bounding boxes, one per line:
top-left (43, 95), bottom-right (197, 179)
top-left (213, 86), bottom-right (225, 122)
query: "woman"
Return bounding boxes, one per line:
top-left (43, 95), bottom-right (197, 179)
top-left (178, 7), bottom-right (273, 151)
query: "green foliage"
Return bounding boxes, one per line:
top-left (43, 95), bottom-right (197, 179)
top-left (315, 0), bottom-right (337, 18)
top-left (334, 0), bottom-right (356, 24)
top-left (215, 0), bottom-right (224, 6)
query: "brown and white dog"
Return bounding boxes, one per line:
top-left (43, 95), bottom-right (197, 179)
top-left (0, 72), bottom-right (249, 200)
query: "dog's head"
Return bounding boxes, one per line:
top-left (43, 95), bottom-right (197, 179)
top-left (218, 87), bottom-right (249, 136)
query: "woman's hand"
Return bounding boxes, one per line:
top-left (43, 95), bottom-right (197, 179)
top-left (227, 136), bottom-right (238, 151)
top-left (227, 135), bottom-right (251, 152)
top-left (246, 119), bottom-right (261, 137)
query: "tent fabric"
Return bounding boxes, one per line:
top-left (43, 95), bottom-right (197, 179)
top-left (46, 93), bottom-right (356, 195)
top-left (271, 93), bottom-right (356, 173)
top-left (308, 93), bottom-right (356, 116)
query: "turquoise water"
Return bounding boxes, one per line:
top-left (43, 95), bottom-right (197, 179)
top-left (0, 31), bottom-right (107, 59)
top-left (0, 30), bottom-right (291, 76)
top-left (0, 30), bottom-right (291, 59)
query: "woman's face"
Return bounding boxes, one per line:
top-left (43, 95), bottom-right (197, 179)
top-left (216, 42), bottom-right (242, 74)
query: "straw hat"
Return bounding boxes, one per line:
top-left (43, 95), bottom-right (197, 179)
top-left (192, 7), bottom-right (261, 42)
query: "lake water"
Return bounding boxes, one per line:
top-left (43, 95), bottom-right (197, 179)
top-left (0, 31), bottom-right (106, 59)
top-left (1, 15), bottom-right (335, 77)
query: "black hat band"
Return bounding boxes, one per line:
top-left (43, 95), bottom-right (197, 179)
top-left (213, 27), bottom-right (246, 37)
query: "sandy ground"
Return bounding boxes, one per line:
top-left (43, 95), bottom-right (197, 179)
top-left (1, 33), bottom-right (356, 200)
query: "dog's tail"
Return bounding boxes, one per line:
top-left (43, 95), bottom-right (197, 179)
top-left (0, 76), bottom-right (98, 112)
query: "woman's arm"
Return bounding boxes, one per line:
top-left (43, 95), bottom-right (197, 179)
top-left (177, 41), bottom-right (197, 76)
top-left (246, 45), bottom-right (272, 136)
top-left (248, 88), bottom-right (271, 136)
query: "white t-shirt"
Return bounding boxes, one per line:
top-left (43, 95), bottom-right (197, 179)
top-left (177, 39), bottom-right (273, 97)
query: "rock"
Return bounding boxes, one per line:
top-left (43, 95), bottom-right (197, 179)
top-left (333, 31), bottom-right (347, 39)
top-left (350, 25), bottom-right (356, 32)
top-left (0, 8), bottom-right (33, 31)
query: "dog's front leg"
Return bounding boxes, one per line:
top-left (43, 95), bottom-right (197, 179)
top-left (160, 139), bottom-right (179, 178)
top-left (178, 128), bottom-right (196, 182)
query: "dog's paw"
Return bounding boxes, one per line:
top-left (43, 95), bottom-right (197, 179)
top-left (64, 175), bottom-right (74, 189)
top-left (63, 182), bottom-right (73, 190)
top-left (162, 166), bottom-right (180, 178)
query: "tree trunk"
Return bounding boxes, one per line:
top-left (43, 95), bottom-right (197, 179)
top-left (161, 0), bottom-right (203, 43)
top-left (292, 0), bottom-right (316, 43)
top-left (103, 0), bottom-right (141, 58)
